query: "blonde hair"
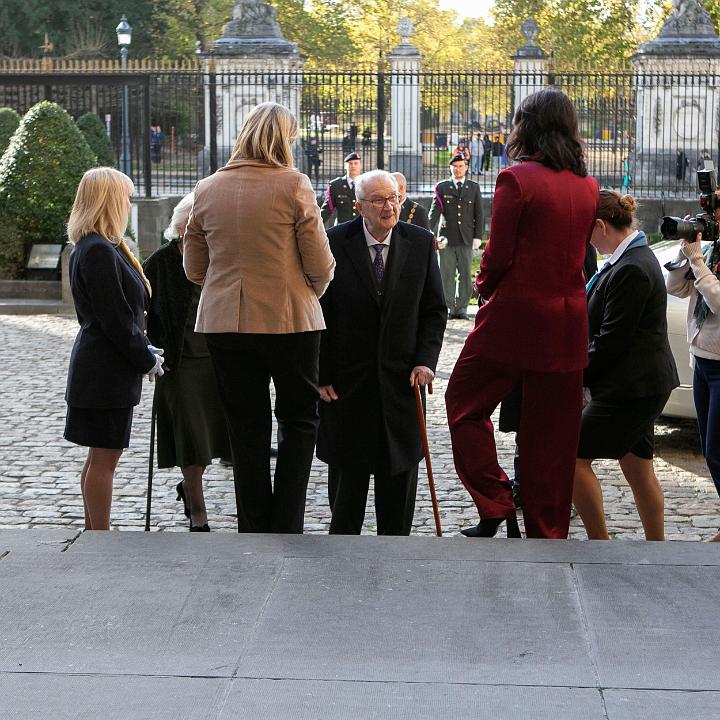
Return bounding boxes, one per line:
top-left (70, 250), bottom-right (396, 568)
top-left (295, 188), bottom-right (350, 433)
top-left (598, 189), bottom-right (639, 230)
top-left (68, 167), bottom-right (133, 244)
top-left (67, 167), bottom-right (151, 296)
top-left (230, 102), bottom-right (297, 168)
top-left (164, 192), bottom-right (194, 241)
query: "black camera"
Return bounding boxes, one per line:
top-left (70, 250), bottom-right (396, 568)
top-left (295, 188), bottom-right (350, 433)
top-left (660, 168), bottom-right (720, 244)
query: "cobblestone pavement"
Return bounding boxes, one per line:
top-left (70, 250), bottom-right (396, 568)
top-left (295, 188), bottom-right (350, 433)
top-left (1, 313), bottom-right (719, 540)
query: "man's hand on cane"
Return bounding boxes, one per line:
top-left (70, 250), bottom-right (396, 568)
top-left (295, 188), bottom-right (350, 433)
top-left (410, 366), bottom-right (434, 387)
top-left (319, 384), bottom-right (338, 403)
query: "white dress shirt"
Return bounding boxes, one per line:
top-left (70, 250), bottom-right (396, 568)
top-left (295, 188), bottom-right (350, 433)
top-left (363, 220), bottom-right (392, 266)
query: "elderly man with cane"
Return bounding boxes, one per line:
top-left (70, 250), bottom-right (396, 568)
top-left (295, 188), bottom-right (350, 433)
top-left (316, 170), bottom-right (447, 535)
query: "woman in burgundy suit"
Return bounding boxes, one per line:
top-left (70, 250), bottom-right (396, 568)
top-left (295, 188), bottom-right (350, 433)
top-left (445, 89), bottom-right (599, 539)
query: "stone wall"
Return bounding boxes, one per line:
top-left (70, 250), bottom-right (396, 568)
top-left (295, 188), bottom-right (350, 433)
top-left (134, 196), bottom-right (184, 259)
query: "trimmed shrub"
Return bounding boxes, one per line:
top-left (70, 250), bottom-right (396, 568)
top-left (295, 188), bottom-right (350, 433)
top-left (76, 112), bottom-right (115, 167)
top-left (0, 101), bottom-right (97, 275)
top-left (0, 108), bottom-right (21, 156)
top-left (0, 216), bottom-right (26, 279)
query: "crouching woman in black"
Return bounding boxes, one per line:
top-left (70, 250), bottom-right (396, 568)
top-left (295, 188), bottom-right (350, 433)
top-left (143, 193), bottom-right (230, 531)
top-left (573, 191), bottom-right (679, 540)
top-left (65, 167), bottom-right (163, 530)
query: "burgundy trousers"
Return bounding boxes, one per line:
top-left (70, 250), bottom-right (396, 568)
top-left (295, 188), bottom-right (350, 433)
top-left (445, 352), bottom-right (583, 539)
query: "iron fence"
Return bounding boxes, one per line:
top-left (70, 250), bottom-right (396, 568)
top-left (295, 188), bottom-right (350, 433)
top-left (0, 61), bottom-right (717, 199)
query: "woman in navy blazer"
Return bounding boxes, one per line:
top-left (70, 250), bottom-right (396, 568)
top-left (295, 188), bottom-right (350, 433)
top-left (64, 167), bottom-right (163, 530)
top-left (445, 89), bottom-right (599, 539)
top-left (573, 191), bottom-right (678, 540)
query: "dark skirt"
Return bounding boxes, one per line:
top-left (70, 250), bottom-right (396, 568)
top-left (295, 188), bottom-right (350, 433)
top-left (155, 356), bottom-right (230, 469)
top-left (577, 393), bottom-right (670, 461)
top-left (64, 406), bottom-right (134, 449)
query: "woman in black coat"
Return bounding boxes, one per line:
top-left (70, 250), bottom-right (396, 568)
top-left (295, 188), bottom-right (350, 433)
top-left (64, 167), bottom-right (163, 530)
top-left (143, 194), bottom-right (230, 531)
top-left (573, 191), bottom-right (679, 540)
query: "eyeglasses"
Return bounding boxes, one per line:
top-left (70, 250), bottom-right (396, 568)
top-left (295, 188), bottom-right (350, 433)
top-left (358, 194), bottom-right (399, 208)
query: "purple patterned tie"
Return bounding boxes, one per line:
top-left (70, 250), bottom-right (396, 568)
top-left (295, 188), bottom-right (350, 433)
top-left (372, 244), bottom-right (385, 282)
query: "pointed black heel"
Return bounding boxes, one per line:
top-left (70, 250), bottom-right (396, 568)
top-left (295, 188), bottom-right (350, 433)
top-left (461, 517), bottom-right (522, 538)
top-left (176, 481), bottom-right (191, 519)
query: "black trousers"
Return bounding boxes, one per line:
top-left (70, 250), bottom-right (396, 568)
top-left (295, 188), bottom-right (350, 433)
top-left (328, 464), bottom-right (419, 536)
top-left (206, 331), bottom-right (321, 533)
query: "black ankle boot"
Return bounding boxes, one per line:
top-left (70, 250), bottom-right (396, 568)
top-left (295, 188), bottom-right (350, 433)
top-left (461, 518), bottom-right (522, 538)
top-left (461, 518), bottom-right (503, 537)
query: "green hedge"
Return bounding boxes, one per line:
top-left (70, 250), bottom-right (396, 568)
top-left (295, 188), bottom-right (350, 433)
top-left (0, 108), bottom-right (21, 157)
top-left (0, 101), bottom-right (97, 276)
top-left (76, 112), bottom-right (115, 167)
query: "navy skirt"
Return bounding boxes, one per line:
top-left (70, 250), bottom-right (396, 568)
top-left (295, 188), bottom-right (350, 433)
top-left (64, 406), bottom-right (134, 449)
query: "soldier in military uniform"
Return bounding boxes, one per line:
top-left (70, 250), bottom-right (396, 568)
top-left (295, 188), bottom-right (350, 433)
top-left (320, 152), bottom-right (362, 226)
top-left (392, 172), bottom-right (430, 231)
top-left (428, 154), bottom-right (484, 319)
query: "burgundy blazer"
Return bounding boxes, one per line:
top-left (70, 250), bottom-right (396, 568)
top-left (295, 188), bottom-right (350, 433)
top-left (472, 161), bottom-right (599, 373)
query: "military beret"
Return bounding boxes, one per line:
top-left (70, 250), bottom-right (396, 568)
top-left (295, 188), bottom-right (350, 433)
top-left (449, 153), bottom-right (467, 165)
top-left (344, 152), bottom-right (361, 162)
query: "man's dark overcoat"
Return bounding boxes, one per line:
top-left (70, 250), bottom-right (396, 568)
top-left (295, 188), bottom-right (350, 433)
top-left (317, 217), bottom-right (447, 475)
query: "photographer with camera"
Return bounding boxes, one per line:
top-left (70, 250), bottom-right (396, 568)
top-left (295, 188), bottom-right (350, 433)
top-left (665, 170), bottom-right (720, 542)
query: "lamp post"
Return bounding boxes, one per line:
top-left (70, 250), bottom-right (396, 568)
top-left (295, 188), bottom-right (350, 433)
top-left (116, 15), bottom-right (133, 177)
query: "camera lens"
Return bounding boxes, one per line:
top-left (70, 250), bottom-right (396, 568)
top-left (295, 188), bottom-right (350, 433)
top-left (660, 216), bottom-right (704, 240)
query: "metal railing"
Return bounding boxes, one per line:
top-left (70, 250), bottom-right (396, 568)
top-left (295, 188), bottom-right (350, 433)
top-left (0, 60), bottom-right (715, 198)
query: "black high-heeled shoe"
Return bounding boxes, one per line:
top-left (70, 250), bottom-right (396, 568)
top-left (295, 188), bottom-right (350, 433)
top-left (176, 481), bottom-right (190, 519)
top-left (461, 517), bottom-right (521, 538)
top-left (190, 523), bottom-right (210, 532)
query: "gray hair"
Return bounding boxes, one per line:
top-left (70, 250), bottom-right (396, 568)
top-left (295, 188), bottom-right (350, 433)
top-left (354, 170), bottom-right (398, 201)
top-left (163, 192), bottom-right (195, 241)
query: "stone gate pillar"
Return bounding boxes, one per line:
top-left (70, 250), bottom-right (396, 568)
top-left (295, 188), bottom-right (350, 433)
top-left (388, 18), bottom-right (423, 182)
top-left (200, 0), bottom-right (304, 170)
top-left (632, 0), bottom-right (720, 190)
top-left (512, 18), bottom-right (548, 116)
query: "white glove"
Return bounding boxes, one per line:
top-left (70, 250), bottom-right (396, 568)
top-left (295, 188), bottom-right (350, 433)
top-left (148, 344), bottom-right (164, 358)
top-left (472, 238), bottom-right (481, 251)
top-left (147, 352), bottom-right (165, 382)
top-left (437, 236), bottom-right (448, 250)
top-left (681, 240), bottom-right (705, 262)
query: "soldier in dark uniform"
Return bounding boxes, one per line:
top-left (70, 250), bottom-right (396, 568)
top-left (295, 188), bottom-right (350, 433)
top-left (392, 172), bottom-right (430, 231)
top-left (428, 154), bottom-right (484, 319)
top-left (304, 137), bottom-right (322, 185)
top-left (320, 152), bottom-right (362, 226)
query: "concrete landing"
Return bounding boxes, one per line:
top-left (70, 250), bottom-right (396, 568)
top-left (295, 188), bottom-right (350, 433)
top-left (0, 298), bottom-right (74, 315)
top-left (0, 531), bottom-right (717, 719)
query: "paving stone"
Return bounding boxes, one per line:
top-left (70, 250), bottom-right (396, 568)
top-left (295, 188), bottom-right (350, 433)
top-left (1, 314), bottom-right (719, 540)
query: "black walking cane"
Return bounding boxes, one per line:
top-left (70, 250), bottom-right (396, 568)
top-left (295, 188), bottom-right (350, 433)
top-left (144, 388), bottom-right (157, 532)
top-left (414, 377), bottom-right (443, 537)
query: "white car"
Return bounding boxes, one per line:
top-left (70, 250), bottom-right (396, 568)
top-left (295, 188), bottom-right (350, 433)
top-left (652, 239), bottom-right (696, 419)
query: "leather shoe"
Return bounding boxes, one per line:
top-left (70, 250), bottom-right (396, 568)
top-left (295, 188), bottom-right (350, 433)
top-left (461, 517), bottom-right (521, 538)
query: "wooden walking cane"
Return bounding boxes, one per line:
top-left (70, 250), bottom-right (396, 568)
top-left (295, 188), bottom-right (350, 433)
top-left (144, 389), bottom-right (157, 532)
top-left (414, 378), bottom-right (443, 537)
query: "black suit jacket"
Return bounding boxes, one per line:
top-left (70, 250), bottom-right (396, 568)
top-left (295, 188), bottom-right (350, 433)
top-left (585, 243), bottom-right (679, 401)
top-left (428, 178), bottom-right (483, 246)
top-left (317, 218), bottom-right (447, 474)
top-left (399, 198), bottom-right (430, 231)
top-left (65, 233), bottom-right (155, 408)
